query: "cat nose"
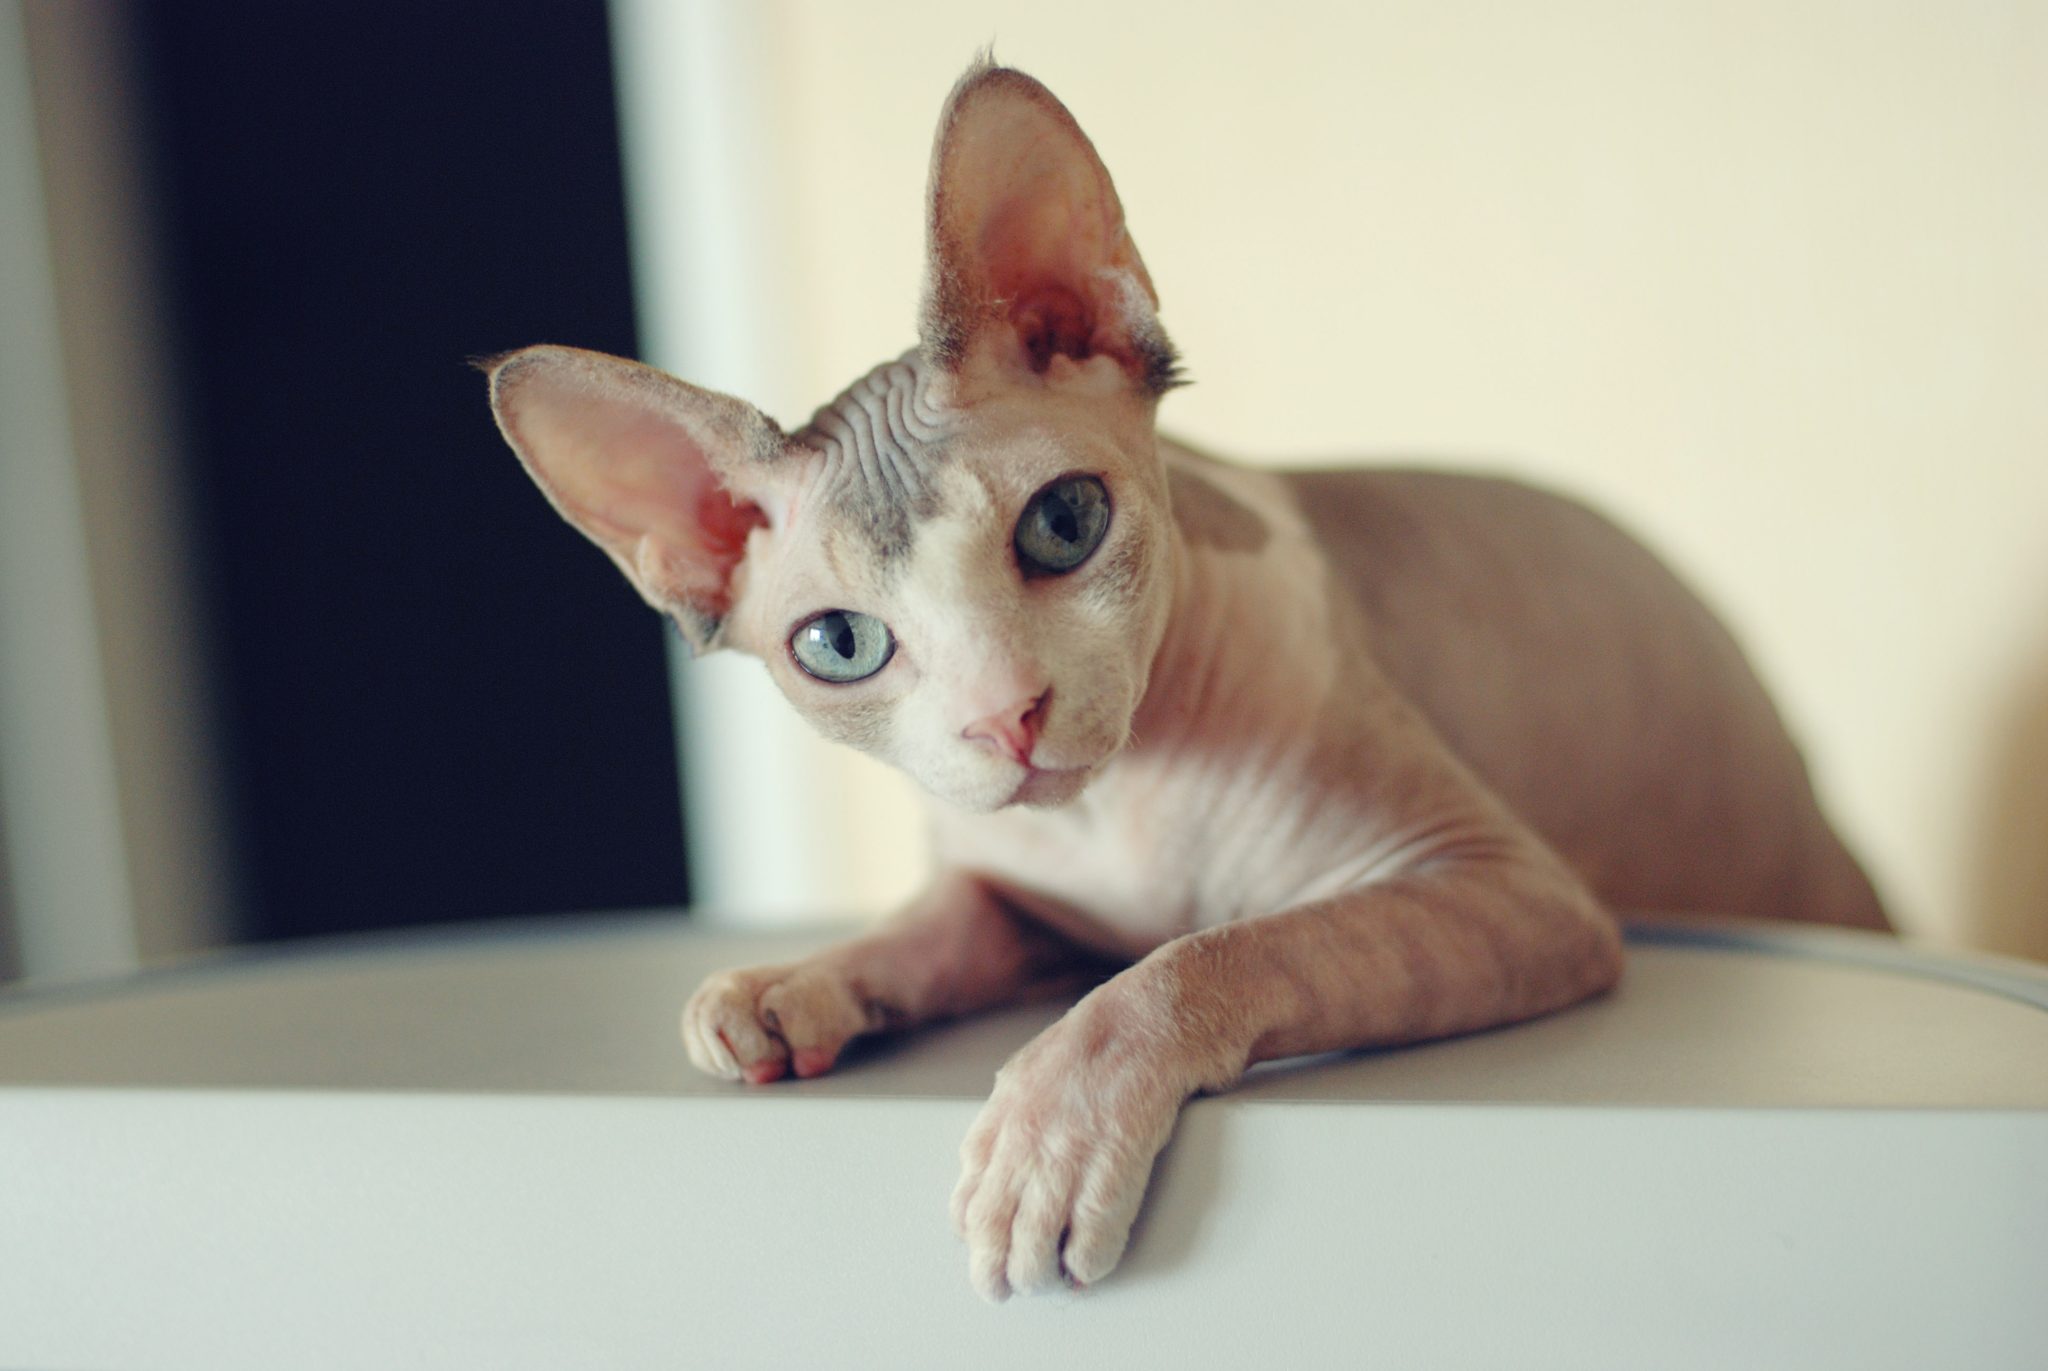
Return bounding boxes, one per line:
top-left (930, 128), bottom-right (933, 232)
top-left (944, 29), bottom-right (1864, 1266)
top-left (963, 689), bottom-right (1050, 766)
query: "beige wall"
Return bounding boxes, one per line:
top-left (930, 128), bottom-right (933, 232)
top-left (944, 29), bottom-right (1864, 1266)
top-left (674, 1), bottom-right (2048, 955)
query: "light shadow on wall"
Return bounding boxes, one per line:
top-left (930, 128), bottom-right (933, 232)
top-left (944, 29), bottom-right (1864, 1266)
top-left (1967, 634), bottom-right (2048, 963)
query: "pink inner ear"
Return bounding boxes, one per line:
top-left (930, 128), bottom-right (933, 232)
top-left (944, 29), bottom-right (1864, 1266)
top-left (495, 352), bottom-right (774, 627)
top-left (1011, 285), bottom-right (1094, 372)
top-left (974, 173), bottom-right (1128, 377)
top-left (593, 411), bottom-right (767, 618)
top-left (693, 487), bottom-right (769, 608)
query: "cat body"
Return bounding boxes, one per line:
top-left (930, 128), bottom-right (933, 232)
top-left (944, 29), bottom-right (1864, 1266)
top-left (940, 438), bottom-right (1883, 954)
top-left (486, 62), bottom-right (1885, 1301)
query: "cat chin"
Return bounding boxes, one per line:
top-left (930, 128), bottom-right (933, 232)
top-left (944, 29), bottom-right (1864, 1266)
top-left (930, 761), bottom-right (1099, 815)
top-left (1007, 764), bottom-right (1096, 810)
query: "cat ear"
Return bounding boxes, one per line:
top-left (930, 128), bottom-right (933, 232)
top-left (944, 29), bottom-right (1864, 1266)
top-left (485, 345), bottom-right (782, 651)
top-left (919, 61), bottom-right (1182, 400)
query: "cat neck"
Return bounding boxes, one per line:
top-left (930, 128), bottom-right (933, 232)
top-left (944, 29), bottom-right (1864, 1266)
top-left (1128, 449), bottom-right (1341, 762)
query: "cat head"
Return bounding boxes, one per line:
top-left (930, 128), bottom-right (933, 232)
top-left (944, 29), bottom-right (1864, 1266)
top-left (487, 61), bottom-right (1181, 813)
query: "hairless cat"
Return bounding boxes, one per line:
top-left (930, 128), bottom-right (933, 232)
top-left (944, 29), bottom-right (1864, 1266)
top-left (485, 59), bottom-right (1887, 1301)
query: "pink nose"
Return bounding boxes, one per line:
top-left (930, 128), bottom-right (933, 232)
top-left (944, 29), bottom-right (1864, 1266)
top-left (963, 690), bottom-right (1050, 766)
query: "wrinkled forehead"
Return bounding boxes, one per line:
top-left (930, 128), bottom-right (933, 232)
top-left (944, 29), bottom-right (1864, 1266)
top-left (776, 351), bottom-right (1153, 607)
top-left (792, 369), bottom-right (1059, 563)
top-left (789, 354), bottom-right (952, 566)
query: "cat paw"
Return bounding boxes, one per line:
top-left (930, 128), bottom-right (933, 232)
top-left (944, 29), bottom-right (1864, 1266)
top-left (680, 962), bottom-right (873, 1085)
top-left (948, 989), bottom-right (1195, 1300)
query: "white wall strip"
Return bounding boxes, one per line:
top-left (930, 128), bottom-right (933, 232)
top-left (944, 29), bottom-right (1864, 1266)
top-left (0, 0), bottom-right (138, 980)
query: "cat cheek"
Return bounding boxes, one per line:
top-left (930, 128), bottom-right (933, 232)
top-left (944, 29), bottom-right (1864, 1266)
top-left (1079, 539), bottom-right (1145, 613)
top-left (798, 691), bottom-right (897, 755)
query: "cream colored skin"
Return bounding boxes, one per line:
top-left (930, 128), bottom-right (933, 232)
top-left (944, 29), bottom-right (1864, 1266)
top-left (486, 62), bottom-right (1886, 1303)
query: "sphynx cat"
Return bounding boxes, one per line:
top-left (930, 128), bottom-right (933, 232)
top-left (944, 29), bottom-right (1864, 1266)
top-left (485, 60), bottom-right (1888, 1300)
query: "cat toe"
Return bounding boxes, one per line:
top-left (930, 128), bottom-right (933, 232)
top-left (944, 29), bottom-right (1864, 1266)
top-left (681, 968), bottom-right (790, 1082)
top-left (1060, 1159), bottom-right (1146, 1287)
top-left (1003, 1177), bottom-right (1071, 1296)
top-left (754, 972), bottom-right (868, 1077)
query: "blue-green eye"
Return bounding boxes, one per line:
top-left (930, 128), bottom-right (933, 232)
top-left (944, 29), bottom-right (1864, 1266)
top-left (1015, 474), bottom-right (1110, 575)
top-left (791, 610), bottom-right (893, 683)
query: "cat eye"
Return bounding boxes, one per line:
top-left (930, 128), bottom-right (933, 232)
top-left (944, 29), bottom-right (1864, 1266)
top-left (791, 609), bottom-right (894, 683)
top-left (1015, 474), bottom-right (1111, 575)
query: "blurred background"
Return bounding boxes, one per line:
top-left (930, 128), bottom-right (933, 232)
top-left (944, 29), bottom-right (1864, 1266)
top-left (2, 0), bottom-right (2043, 988)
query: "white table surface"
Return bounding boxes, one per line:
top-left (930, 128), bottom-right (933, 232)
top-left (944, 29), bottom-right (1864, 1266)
top-left (3, 914), bottom-right (2044, 1370)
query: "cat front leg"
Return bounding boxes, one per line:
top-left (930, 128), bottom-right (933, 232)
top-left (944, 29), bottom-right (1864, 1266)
top-left (950, 963), bottom-right (1229, 1300)
top-left (681, 871), bottom-right (1105, 1084)
top-left (952, 841), bottom-right (1622, 1299)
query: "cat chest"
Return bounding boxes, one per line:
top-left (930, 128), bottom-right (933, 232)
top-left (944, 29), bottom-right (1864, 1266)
top-left (939, 757), bottom-right (1382, 959)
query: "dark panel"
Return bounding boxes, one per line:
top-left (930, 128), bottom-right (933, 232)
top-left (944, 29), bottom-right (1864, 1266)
top-left (126, 0), bottom-right (686, 939)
